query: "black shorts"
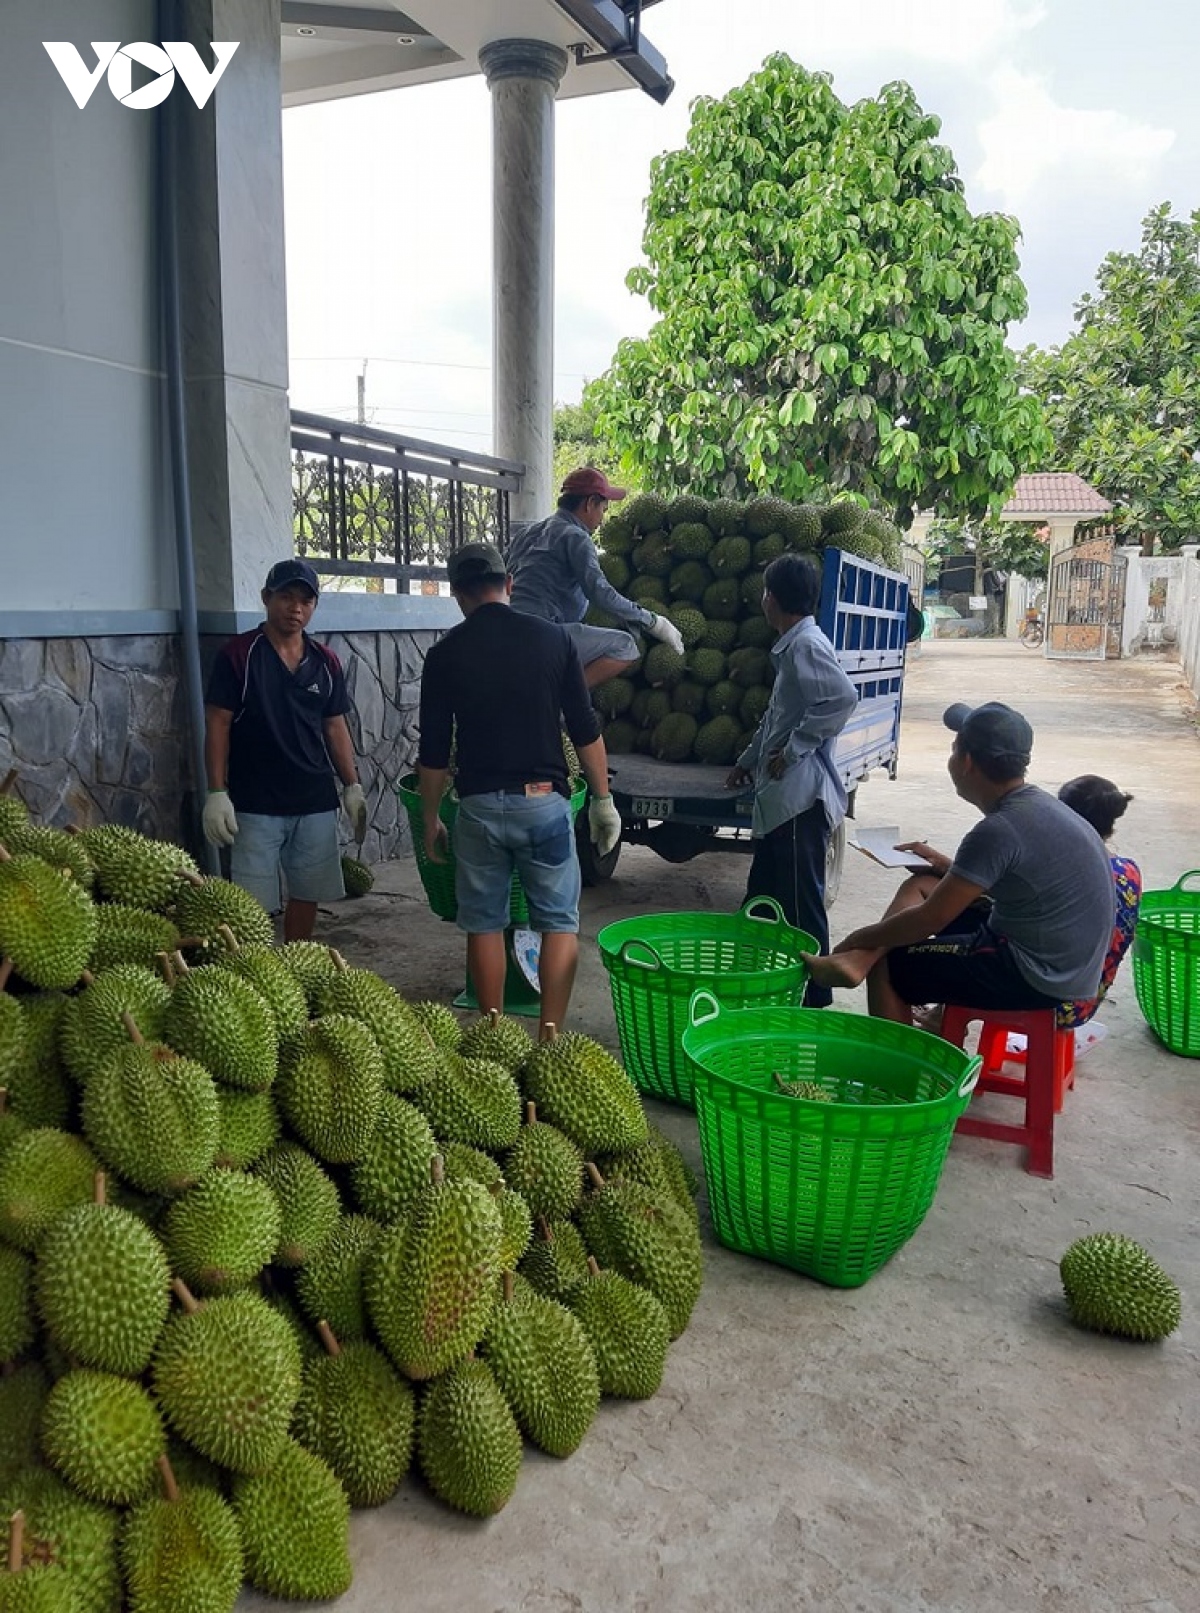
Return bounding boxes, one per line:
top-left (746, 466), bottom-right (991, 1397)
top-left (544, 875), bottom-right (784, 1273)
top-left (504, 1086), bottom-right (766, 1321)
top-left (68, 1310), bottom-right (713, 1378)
top-left (886, 908), bottom-right (1062, 1011)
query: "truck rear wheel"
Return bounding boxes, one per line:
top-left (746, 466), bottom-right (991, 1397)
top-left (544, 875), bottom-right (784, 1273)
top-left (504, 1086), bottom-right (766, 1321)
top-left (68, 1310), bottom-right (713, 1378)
top-left (576, 811), bottom-right (621, 885)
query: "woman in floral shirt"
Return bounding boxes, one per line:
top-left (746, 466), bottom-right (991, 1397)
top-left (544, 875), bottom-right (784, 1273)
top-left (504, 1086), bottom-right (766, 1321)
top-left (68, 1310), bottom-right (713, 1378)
top-left (1056, 775), bottom-right (1141, 1030)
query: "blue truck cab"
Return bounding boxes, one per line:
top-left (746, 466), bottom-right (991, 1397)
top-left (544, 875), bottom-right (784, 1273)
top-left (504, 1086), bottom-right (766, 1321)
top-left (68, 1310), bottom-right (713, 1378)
top-left (579, 548), bottom-right (912, 903)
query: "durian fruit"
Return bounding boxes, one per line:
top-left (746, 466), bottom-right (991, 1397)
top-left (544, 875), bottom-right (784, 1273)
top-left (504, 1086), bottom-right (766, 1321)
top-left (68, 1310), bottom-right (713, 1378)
top-left (701, 579), bottom-right (741, 621)
top-left (80, 1022), bottom-right (219, 1196)
top-left (315, 957), bottom-right (438, 1094)
top-left (522, 1029), bottom-right (649, 1156)
top-left (0, 982), bottom-right (23, 1092)
top-left (0, 1244), bottom-right (34, 1362)
top-left (0, 1091), bottom-right (29, 1166)
top-left (666, 560), bottom-right (713, 603)
top-left (252, 1143), bottom-right (339, 1267)
top-left (626, 574), bottom-right (667, 608)
top-left (613, 1127), bottom-right (701, 1217)
top-left (409, 1000), bottom-right (461, 1054)
top-left (643, 643), bottom-right (686, 689)
top-left (0, 1130), bottom-right (98, 1251)
top-left (440, 1142), bottom-right (503, 1193)
top-left (40, 1370), bottom-right (165, 1505)
top-left (173, 873), bottom-right (273, 952)
top-left (58, 965), bottom-right (171, 1086)
top-left (212, 1088), bottom-right (279, 1171)
top-left (0, 1509), bottom-right (76, 1613)
top-left (667, 521), bottom-right (714, 561)
top-left (740, 686), bottom-right (771, 730)
top-left (160, 1440), bottom-right (225, 1498)
top-left (35, 1174), bottom-right (170, 1376)
top-left (792, 503), bottom-right (825, 548)
top-left (492, 1184), bottom-right (533, 1270)
top-left (664, 494), bottom-right (711, 529)
top-left (699, 616), bottom-right (739, 653)
top-left (652, 713), bottom-right (697, 762)
top-left (208, 930), bottom-right (307, 1039)
top-left (5, 824), bottom-right (94, 891)
top-left (152, 1283), bottom-right (302, 1473)
top-left (821, 499), bottom-right (866, 538)
top-left (727, 646), bottom-right (771, 688)
top-left (694, 715), bottom-right (741, 766)
top-left (232, 1438), bottom-right (351, 1600)
top-left (577, 1164), bottom-right (703, 1338)
top-left (348, 1094), bottom-right (436, 1225)
top-left (665, 603), bottom-right (706, 648)
top-left (413, 1053), bottom-right (521, 1153)
top-left (631, 688), bottom-right (671, 732)
top-left (518, 1216), bottom-right (591, 1304)
top-left (753, 532), bottom-right (787, 566)
top-left (276, 1016), bottom-right (383, 1165)
top-left (295, 1215), bottom-right (382, 1343)
top-left (483, 1273), bottom-right (600, 1458)
top-left (457, 1009), bottom-right (532, 1074)
top-left (504, 1103), bottom-right (584, 1222)
top-left (772, 1072), bottom-right (834, 1102)
top-left (162, 1171), bottom-right (281, 1295)
top-left (76, 825), bottom-right (196, 912)
top-left (570, 1257), bottom-right (671, 1399)
top-left (1059, 1233), bottom-right (1182, 1341)
top-left (688, 648), bottom-right (727, 687)
top-left (622, 491), bottom-right (668, 533)
top-left (601, 719), bottom-right (636, 755)
top-left (705, 679), bottom-right (741, 719)
top-left (162, 959), bottom-right (277, 1094)
top-left (0, 1365), bottom-right (48, 1487)
top-left (87, 906), bottom-right (180, 974)
top-left (119, 1455), bottom-right (244, 1613)
top-left (0, 1466), bottom-right (122, 1613)
top-left (365, 1156), bottom-right (502, 1380)
top-left (0, 852), bottom-right (97, 991)
top-left (740, 575), bottom-right (770, 618)
top-left (598, 551), bottom-right (630, 590)
top-left (593, 678), bottom-right (635, 719)
top-left (274, 941), bottom-right (339, 1013)
top-left (709, 535), bottom-right (752, 577)
top-left (671, 680), bottom-right (707, 718)
top-left (339, 856), bottom-right (374, 899)
top-left (0, 795), bottom-right (30, 848)
top-left (7, 996), bottom-right (70, 1130)
top-left (707, 497), bottom-right (745, 537)
top-left (416, 1357), bottom-right (522, 1517)
top-left (745, 494), bottom-right (801, 539)
top-left (292, 1321), bottom-right (415, 1508)
top-left (630, 530), bottom-right (671, 577)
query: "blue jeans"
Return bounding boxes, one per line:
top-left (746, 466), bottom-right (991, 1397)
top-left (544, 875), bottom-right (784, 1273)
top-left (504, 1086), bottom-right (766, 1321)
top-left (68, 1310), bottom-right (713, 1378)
top-left (453, 791), bottom-right (580, 934)
top-left (231, 810), bottom-right (343, 913)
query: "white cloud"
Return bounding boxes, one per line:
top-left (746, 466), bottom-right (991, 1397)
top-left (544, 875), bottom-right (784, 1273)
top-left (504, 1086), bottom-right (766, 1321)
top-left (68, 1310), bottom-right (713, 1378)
top-left (725, 0), bottom-right (1046, 69)
top-left (975, 67), bottom-right (1175, 208)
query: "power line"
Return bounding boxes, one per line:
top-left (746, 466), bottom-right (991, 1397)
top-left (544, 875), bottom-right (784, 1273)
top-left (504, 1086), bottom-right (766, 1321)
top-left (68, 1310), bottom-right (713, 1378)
top-left (291, 353), bottom-right (590, 379)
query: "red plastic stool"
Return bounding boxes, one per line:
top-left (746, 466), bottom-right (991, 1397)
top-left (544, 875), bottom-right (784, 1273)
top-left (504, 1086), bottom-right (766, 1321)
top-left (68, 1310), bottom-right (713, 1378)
top-left (979, 1020), bottom-right (1075, 1113)
top-left (939, 1006), bottom-right (1059, 1178)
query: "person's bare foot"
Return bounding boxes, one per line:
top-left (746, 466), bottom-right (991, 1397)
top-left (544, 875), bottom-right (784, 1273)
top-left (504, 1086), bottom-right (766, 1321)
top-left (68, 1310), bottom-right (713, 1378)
top-left (799, 949), bottom-right (873, 989)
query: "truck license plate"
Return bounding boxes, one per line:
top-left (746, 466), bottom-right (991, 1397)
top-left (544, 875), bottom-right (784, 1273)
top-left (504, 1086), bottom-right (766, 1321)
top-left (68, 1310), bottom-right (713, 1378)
top-left (631, 796), bottom-right (671, 819)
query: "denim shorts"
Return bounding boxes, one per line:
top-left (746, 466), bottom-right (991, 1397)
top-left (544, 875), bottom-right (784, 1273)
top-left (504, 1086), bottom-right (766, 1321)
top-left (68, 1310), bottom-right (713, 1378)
top-left (231, 810), bottom-right (344, 913)
top-left (453, 791), bottom-right (580, 934)
top-left (564, 621), bottom-right (639, 666)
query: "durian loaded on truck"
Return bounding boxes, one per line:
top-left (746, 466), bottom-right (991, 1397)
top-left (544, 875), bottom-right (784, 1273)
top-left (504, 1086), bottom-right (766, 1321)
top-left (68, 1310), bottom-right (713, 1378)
top-left (579, 492), bottom-right (915, 902)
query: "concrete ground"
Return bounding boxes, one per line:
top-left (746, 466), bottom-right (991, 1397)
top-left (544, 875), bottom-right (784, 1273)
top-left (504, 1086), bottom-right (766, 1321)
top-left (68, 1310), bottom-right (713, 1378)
top-left (252, 640), bottom-right (1200, 1613)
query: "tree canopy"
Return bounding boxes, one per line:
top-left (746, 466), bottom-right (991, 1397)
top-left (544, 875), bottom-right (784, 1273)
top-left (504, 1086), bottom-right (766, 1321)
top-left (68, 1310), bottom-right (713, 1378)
top-left (588, 55), bottom-right (1048, 523)
top-left (1020, 203), bottom-right (1200, 552)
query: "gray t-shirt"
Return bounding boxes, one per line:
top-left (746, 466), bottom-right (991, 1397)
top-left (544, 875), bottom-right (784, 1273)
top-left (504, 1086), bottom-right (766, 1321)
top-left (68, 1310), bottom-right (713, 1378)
top-left (950, 784), bottom-right (1116, 999)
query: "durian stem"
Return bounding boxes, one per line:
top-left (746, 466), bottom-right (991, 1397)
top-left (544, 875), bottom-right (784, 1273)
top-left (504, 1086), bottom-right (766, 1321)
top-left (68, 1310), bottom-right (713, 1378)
top-left (0, 959), bottom-right (12, 993)
top-left (171, 950), bottom-right (191, 977)
top-left (62, 823), bottom-right (81, 836)
top-left (329, 950), bottom-right (349, 973)
top-left (525, 1101), bottom-right (537, 1127)
top-left (171, 1277), bottom-right (201, 1314)
top-left (586, 1256), bottom-right (602, 1277)
top-left (178, 869), bottom-right (205, 887)
top-left (0, 1089), bottom-right (8, 1117)
top-left (175, 937), bottom-right (204, 951)
top-left (316, 1320), bottom-right (342, 1357)
top-left (585, 1162), bottom-right (605, 1190)
top-left (79, 970), bottom-right (95, 988)
top-left (8, 1509), bottom-right (24, 1573)
top-left (503, 1271), bottom-right (514, 1304)
top-left (216, 923), bottom-right (240, 953)
top-left (430, 1155), bottom-right (445, 1187)
top-left (487, 1009), bottom-right (500, 1027)
top-left (0, 848), bottom-right (10, 864)
top-left (155, 952), bottom-right (175, 987)
top-left (536, 1215), bottom-right (553, 1244)
top-left (121, 1011), bottom-right (145, 1046)
top-left (0, 769), bottom-right (17, 796)
top-left (540, 1021), bottom-right (557, 1043)
top-left (157, 1455), bottom-right (179, 1504)
top-left (93, 1173), bottom-right (106, 1207)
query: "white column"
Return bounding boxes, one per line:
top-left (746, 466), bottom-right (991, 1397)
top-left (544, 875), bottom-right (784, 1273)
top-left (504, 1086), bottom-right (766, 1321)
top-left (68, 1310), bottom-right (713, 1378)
top-left (479, 39), bottom-right (568, 524)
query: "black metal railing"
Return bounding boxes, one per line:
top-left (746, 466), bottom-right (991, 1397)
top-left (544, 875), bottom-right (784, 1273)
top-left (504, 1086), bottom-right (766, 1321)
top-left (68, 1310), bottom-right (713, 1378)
top-left (291, 410), bottom-right (523, 585)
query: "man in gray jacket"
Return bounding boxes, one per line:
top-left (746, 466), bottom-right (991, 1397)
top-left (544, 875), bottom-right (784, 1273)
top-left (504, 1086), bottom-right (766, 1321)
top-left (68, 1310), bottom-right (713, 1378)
top-left (507, 467), bottom-right (684, 687)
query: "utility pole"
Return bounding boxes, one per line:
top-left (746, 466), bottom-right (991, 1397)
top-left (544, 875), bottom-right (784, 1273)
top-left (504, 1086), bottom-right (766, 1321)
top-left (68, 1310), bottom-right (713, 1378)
top-left (356, 359), bottom-right (368, 425)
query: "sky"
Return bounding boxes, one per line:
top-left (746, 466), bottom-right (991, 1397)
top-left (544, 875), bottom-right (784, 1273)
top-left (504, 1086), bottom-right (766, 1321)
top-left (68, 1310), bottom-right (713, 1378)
top-left (281, 0), bottom-right (1199, 453)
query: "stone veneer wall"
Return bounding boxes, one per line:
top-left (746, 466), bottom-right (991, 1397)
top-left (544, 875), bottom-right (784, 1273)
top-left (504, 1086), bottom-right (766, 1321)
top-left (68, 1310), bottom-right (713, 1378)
top-left (0, 629), bottom-right (442, 862)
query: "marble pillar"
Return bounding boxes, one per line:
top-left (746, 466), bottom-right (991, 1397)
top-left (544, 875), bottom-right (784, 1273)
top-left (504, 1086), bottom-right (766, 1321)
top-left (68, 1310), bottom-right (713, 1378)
top-left (480, 40), bottom-right (568, 524)
top-left (175, 0), bottom-right (292, 617)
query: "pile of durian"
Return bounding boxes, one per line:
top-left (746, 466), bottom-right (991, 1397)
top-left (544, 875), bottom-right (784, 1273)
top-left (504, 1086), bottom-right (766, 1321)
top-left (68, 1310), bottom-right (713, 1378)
top-left (590, 490), bottom-right (904, 763)
top-left (0, 794), bottom-right (703, 1609)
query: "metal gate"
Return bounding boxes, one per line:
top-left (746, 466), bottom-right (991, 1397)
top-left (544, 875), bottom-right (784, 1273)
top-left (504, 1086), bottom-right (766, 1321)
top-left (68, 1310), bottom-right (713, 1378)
top-left (1045, 537), bottom-right (1126, 659)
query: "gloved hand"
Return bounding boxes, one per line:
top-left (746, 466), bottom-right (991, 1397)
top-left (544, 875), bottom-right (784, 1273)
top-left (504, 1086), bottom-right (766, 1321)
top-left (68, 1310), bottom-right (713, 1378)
top-left (645, 612), bottom-right (685, 657)
top-left (202, 789), bottom-right (239, 848)
top-left (342, 782), bottom-right (368, 842)
top-left (588, 794), bottom-right (621, 857)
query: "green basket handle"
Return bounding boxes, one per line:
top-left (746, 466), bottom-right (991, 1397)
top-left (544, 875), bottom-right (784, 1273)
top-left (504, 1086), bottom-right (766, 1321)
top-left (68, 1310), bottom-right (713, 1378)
top-left (620, 938), bottom-right (665, 973)
top-left (1171, 870), bottom-right (1200, 891)
top-left (740, 896), bottom-right (787, 926)
top-left (688, 988), bottom-right (722, 1029)
top-left (958, 1055), bottom-right (982, 1099)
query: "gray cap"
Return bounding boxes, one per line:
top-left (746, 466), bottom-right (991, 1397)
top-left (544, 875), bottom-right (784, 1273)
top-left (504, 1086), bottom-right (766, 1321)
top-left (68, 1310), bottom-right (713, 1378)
top-left (447, 542), bottom-right (507, 587)
top-left (944, 702), bottom-right (1033, 768)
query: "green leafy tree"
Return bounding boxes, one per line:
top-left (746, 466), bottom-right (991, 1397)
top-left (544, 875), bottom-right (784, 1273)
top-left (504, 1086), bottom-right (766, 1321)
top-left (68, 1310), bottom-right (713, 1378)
top-left (552, 396), bottom-right (624, 492)
top-left (588, 55), bottom-right (1048, 522)
top-left (1021, 203), bottom-right (1200, 552)
top-left (922, 518), bottom-right (1049, 589)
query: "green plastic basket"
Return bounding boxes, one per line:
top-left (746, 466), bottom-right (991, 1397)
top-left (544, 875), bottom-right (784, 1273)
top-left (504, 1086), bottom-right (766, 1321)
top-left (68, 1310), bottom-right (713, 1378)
top-left (393, 774), bottom-right (586, 926)
top-left (1132, 870), bottom-right (1200, 1057)
top-left (596, 898), bottom-right (816, 1108)
top-left (682, 991), bottom-right (981, 1287)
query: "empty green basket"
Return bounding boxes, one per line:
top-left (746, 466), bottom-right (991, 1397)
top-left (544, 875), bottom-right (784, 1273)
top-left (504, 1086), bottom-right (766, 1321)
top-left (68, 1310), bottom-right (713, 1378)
top-left (1133, 870), bottom-right (1200, 1057)
top-left (682, 991), bottom-right (981, 1287)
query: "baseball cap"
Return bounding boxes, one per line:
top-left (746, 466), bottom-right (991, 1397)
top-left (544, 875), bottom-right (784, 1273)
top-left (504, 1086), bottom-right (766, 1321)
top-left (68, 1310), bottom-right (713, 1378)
top-left (263, 558), bottom-right (320, 597)
top-left (447, 542), bottom-right (508, 588)
top-left (943, 701), bottom-right (1033, 768)
top-left (561, 466), bottom-right (627, 501)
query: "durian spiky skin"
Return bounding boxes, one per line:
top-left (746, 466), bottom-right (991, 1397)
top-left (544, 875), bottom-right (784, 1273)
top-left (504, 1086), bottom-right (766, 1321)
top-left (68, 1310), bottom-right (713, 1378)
top-left (232, 1439), bottom-right (352, 1601)
top-left (162, 1171), bottom-right (281, 1295)
top-left (252, 1143), bottom-right (340, 1267)
top-left (0, 1129), bottom-right (99, 1251)
top-left (295, 1214), bottom-right (382, 1342)
top-left (77, 824), bottom-right (197, 911)
top-left (276, 1014), bottom-right (384, 1165)
top-left (40, 1369), bottom-right (166, 1505)
top-left (348, 1094), bottom-right (436, 1225)
top-left (173, 877), bottom-right (273, 951)
top-left (569, 1267), bottom-right (671, 1399)
top-left (521, 1033), bottom-right (649, 1156)
top-left (0, 855), bottom-right (97, 989)
top-left (416, 1358), bottom-right (522, 1517)
top-left (504, 1113), bottom-right (585, 1222)
top-left (120, 1481), bottom-right (245, 1613)
top-left (1060, 1233), bottom-right (1182, 1341)
top-left (315, 968), bottom-right (437, 1094)
top-left (162, 971), bottom-right (277, 1094)
top-left (81, 1043), bottom-right (219, 1197)
top-left (35, 1201), bottom-right (170, 1376)
top-left (0, 1242), bottom-right (35, 1361)
top-left (577, 1173), bottom-right (703, 1338)
top-left (0, 1464), bottom-right (122, 1613)
top-left (483, 1283), bottom-right (600, 1457)
top-left (292, 1338), bottom-right (415, 1507)
top-left (86, 905), bottom-right (180, 973)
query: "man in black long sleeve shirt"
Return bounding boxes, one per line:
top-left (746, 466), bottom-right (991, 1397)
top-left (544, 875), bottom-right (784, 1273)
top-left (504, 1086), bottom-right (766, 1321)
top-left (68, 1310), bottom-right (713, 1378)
top-left (418, 543), bottom-right (619, 1031)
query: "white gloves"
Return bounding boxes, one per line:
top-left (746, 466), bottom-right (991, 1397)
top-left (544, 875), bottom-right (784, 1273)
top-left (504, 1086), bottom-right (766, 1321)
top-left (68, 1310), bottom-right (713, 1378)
top-left (342, 782), bottom-right (368, 841)
top-left (588, 794), bottom-right (622, 857)
top-left (202, 790), bottom-right (238, 847)
top-left (645, 612), bottom-right (685, 657)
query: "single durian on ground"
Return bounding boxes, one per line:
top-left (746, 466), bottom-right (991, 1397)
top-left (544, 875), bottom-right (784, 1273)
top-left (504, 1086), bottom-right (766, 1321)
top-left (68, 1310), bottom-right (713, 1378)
top-left (416, 1357), bottom-right (523, 1517)
top-left (569, 1257), bottom-right (671, 1399)
top-left (119, 1455), bottom-right (244, 1613)
top-left (292, 1320), bottom-right (416, 1507)
top-left (0, 1510), bottom-right (77, 1613)
top-left (340, 855), bottom-right (374, 898)
top-left (0, 850), bottom-right (97, 990)
top-left (40, 1369), bottom-right (166, 1505)
top-left (232, 1438), bottom-right (352, 1601)
top-left (521, 1027), bottom-right (649, 1156)
top-left (0, 1465), bottom-right (122, 1613)
top-left (577, 1164), bottom-right (702, 1338)
top-left (504, 1102), bottom-right (585, 1222)
top-left (253, 1143), bottom-right (340, 1267)
top-left (0, 1129), bottom-right (98, 1251)
top-left (1060, 1233), bottom-right (1182, 1341)
top-left (276, 1014), bottom-right (384, 1164)
top-left (161, 1170), bottom-right (281, 1295)
top-left (483, 1272), bottom-right (600, 1458)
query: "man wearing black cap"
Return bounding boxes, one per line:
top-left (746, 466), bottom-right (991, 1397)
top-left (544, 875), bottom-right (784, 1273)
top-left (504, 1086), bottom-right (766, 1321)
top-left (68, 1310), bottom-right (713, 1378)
top-left (802, 700), bottom-right (1116, 1023)
top-left (418, 542), bottom-right (620, 1032)
top-left (506, 465), bottom-right (685, 686)
top-left (202, 558), bottom-right (367, 939)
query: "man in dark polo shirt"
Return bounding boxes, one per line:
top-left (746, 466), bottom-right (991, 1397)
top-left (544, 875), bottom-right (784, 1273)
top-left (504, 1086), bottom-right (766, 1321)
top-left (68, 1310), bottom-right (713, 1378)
top-left (203, 558), bottom-right (367, 940)
top-left (418, 542), bottom-right (620, 1032)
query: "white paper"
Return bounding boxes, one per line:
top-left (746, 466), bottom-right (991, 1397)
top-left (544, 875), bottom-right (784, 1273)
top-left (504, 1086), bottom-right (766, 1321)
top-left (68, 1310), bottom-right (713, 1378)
top-left (851, 826), bottom-right (934, 871)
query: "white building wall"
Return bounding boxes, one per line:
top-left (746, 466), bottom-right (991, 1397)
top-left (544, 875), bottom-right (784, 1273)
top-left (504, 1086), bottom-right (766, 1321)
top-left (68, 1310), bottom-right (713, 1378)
top-left (1176, 549), bottom-right (1200, 700)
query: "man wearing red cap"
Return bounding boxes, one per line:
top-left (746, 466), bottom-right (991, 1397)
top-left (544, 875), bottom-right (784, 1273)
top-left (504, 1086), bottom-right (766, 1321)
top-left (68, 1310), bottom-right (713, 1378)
top-left (506, 466), bottom-right (685, 685)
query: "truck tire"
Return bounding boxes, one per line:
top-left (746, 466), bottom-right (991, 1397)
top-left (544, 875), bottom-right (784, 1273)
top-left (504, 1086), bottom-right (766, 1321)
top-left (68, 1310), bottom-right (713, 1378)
top-left (576, 811), bottom-right (621, 886)
top-left (825, 816), bottom-right (846, 908)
